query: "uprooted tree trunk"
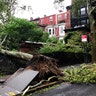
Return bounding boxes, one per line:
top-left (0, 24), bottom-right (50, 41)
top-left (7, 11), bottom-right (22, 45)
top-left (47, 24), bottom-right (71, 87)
top-left (0, 49), bottom-right (33, 73)
top-left (0, 49), bottom-right (63, 79)
top-left (0, 49), bottom-right (33, 61)
top-left (26, 54), bottom-right (64, 79)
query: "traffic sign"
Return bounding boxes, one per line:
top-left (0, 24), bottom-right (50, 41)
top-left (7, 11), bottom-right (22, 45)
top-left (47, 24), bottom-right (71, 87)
top-left (81, 35), bottom-right (87, 42)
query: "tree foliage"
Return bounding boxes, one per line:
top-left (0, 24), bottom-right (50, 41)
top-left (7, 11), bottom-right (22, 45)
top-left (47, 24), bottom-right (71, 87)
top-left (64, 63), bottom-right (96, 83)
top-left (47, 36), bottom-right (58, 44)
top-left (72, 0), bottom-right (86, 17)
top-left (41, 32), bottom-right (49, 42)
top-left (53, 0), bottom-right (65, 11)
top-left (3, 17), bottom-right (44, 50)
top-left (0, 0), bottom-right (17, 24)
top-left (64, 31), bottom-right (81, 45)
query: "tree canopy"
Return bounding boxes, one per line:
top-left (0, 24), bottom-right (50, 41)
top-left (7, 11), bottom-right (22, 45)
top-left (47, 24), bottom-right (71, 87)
top-left (72, 0), bottom-right (86, 17)
top-left (2, 17), bottom-right (45, 50)
top-left (0, 0), bottom-right (17, 24)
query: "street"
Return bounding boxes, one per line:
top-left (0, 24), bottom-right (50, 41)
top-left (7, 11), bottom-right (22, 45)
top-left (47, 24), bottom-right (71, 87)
top-left (32, 82), bottom-right (96, 96)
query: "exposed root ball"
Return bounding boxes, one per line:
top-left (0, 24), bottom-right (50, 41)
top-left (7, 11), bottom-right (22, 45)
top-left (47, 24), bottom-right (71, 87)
top-left (26, 54), bottom-right (63, 79)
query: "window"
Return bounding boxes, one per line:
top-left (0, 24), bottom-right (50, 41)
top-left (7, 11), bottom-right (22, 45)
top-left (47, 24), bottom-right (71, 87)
top-left (59, 25), bottom-right (65, 36)
top-left (49, 16), bottom-right (53, 21)
top-left (41, 19), bottom-right (44, 24)
top-left (49, 29), bottom-right (51, 35)
top-left (81, 20), bottom-right (86, 25)
top-left (48, 28), bottom-right (54, 37)
top-left (60, 27), bottom-right (63, 34)
top-left (87, 19), bottom-right (89, 24)
top-left (58, 15), bottom-right (62, 20)
top-left (53, 29), bottom-right (54, 34)
top-left (81, 7), bottom-right (86, 15)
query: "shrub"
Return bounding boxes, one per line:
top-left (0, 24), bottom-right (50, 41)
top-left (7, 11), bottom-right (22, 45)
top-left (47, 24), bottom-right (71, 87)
top-left (64, 63), bottom-right (96, 83)
top-left (39, 43), bottom-right (83, 54)
top-left (39, 42), bottom-right (67, 53)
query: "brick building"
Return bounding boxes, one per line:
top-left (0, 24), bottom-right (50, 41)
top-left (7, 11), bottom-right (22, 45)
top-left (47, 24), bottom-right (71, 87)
top-left (30, 10), bottom-right (71, 40)
top-left (30, 0), bottom-right (90, 40)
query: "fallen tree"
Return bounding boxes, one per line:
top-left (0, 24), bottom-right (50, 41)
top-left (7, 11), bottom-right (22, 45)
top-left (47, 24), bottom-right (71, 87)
top-left (0, 49), bottom-right (63, 78)
top-left (0, 49), bottom-right (33, 61)
top-left (26, 54), bottom-right (64, 79)
top-left (0, 49), bottom-right (34, 73)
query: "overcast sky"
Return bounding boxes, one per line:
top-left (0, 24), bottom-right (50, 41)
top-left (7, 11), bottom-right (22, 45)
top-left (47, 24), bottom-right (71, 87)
top-left (14, 0), bottom-right (71, 20)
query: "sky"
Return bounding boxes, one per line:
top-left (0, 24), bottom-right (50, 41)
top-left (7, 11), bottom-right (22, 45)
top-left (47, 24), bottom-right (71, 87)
top-left (14, 0), bottom-right (71, 20)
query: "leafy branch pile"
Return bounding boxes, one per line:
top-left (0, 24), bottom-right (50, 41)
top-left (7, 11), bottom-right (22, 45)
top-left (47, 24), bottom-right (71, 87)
top-left (64, 63), bottom-right (96, 84)
top-left (39, 42), bottom-right (83, 54)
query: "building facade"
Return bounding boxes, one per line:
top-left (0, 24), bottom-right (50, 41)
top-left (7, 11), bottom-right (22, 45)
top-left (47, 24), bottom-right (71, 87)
top-left (30, 0), bottom-right (90, 40)
top-left (31, 10), bottom-right (71, 40)
top-left (65, 0), bottom-right (90, 32)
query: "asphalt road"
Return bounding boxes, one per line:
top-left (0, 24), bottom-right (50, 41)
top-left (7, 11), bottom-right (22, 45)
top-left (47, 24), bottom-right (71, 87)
top-left (32, 83), bottom-right (96, 96)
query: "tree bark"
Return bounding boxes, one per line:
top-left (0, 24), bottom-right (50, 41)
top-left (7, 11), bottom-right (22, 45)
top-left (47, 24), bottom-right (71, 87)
top-left (0, 49), bottom-right (33, 61)
top-left (91, 17), bottom-right (96, 63)
top-left (89, 1), bottom-right (96, 63)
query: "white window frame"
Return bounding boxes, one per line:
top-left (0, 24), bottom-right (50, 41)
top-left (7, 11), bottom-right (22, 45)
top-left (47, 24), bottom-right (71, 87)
top-left (59, 25), bottom-right (65, 36)
top-left (48, 27), bottom-right (55, 37)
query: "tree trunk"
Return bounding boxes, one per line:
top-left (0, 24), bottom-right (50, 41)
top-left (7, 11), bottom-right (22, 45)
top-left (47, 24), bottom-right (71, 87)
top-left (89, 1), bottom-right (96, 63)
top-left (0, 49), bottom-right (33, 61)
top-left (91, 17), bottom-right (96, 63)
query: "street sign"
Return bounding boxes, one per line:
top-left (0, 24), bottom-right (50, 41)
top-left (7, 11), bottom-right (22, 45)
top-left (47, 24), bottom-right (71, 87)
top-left (81, 35), bottom-right (87, 42)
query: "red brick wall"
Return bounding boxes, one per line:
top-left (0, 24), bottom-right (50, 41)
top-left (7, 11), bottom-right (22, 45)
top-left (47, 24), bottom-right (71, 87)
top-left (65, 10), bottom-right (71, 29)
top-left (39, 12), bottom-right (70, 26)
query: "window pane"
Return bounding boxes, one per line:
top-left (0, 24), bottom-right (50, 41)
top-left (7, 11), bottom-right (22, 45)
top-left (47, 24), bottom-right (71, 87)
top-left (58, 15), bottom-right (62, 20)
top-left (81, 7), bottom-right (86, 15)
top-left (49, 16), bottom-right (53, 21)
top-left (49, 29), bottom-right (51, 34)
